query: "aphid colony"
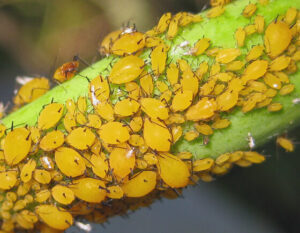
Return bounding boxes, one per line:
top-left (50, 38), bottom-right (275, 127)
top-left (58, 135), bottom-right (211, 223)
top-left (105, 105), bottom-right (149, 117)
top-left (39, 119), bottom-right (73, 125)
top-left (0, 1), bottom-right (298, 232)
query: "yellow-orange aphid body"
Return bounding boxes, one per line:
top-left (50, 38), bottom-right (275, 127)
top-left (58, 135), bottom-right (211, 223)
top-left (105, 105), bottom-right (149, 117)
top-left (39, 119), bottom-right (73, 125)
top-left (4, 127), bottom-right (31, 165)
top-left (109, 145), bottom-right (135, 179)
top-left (207, 6), bottom-right (225, 18)
top-left (276, 137), bottom-right (294, 152)
top-left (70, 178), bottom-right (106, 203)
top-left (140, 73), bottom-right (154, 96)
top-left (156, 12), bottom-right (172, 34)
top-left (107, 185), bottom-right (124, 199)
top-left (192, 38), bottom-right (210, 55)
top-left (246, 45), bottom-right (264, 61)
top-left (185, 97), bottom-right (217, 121)
top-left (14, 77), bottom-right (50, 106)
top-left (66, 127), bottom-right (95, 150)
top-left (235, 27), bottom-right (246, 47)
top-left (171, 91), bottom-right (193, 112)
top-left (195, 123), bottom-right (213, 135)
top-left (111, 32), bottom-right (145, 56)
top-left (193, 158), bottom-right (214, 172)
top-left (51, 185), bottom-right (75, 205)
top-left (35, 205), bottom-right (73, 230)
top-left (241, 60), bottom-right (268, 84)
top-left (0, 171), bottom-right (17, 190)
top-left (216, 90), bottom-right (239, 111)
top-left (141, 98), bottom-right (169, 120)
top-left (269, 55), bottom-right (291, 71)
top-left (216, 48), bottom-right (241, 64)
top-left (55, 147), bottom-right (86, 177)
top-left (40, 130), bottom-right (64, 151)
top-left (284, 7), bottom-right (297, 25)
top-left (157, 153), bottom-right (190, 188)
top-left (264, 21), bottom-right (292, 58)
top-left (33, 169), bottom-right (51, 184)
top-left (151, 44), bottom-right (169, 76)
top-left (122, 171), bottom-right (156, 197)
top-left (143, 118), bottom-right (171, 151)
top-left (20, 159), bottom-right (36, 183)
top-left (263, 73), bottom-right (282, 89)
top-left (89, 76), bottom-right (110, 105)
top-left (53, 61), bottom-right (79, 83)
top-left (243, 3), bottom-right (257, 18)
top-left (98, 122), bottom-right (130, 144)
top-left (267, 102), bottom-right (283, 112)
top-left (279, 84), bottom-right (295, 95)
top-left (109, 56), bottom-right (144, 84)
top-left (254, 15), bottom-right (265, 33)
top-left (38, 103), bottom-right (64, 130)
top-left (167, 17), bottom-right (179, 39)
top-left (114, 98), bottom-right (140, 117)
top-left (99, 29), bottom-right (122, 55)
top-left (244, 151), bottom-right (265, 163)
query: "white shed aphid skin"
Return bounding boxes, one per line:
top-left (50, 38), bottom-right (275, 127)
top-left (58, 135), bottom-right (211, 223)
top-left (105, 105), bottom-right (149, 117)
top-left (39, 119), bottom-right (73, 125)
top-left (292, 98), bottom-right (300, 104)
top-left (247, 132), bottom-right (256, 149)
top-left (75, 221), bottom-right (92, 232)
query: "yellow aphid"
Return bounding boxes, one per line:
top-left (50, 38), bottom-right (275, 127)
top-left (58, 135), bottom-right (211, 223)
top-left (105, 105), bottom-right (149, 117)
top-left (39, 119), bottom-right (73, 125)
top-left (216, 48), bottom-right (241, 64)
top-left (0, 124), bottom-right (6, 138)
top-left (35, 205), bottom-right (73, 230)
top-left (122, 171), bottom-right (156, 197)
top-left (55, 147), bottom-right (86, 177)
top-left (193, 158), bottom-right (214, 172)
top-left (14, 200), bottom-right (27, 211)
top-left (19, 210), bottom-right (38, 224)
top-left (129, 116), bottom-right (143, 132)
top-left (212, 118), bottom-right (230, 130)
top-left (63, 112), bottom-right (76, 133)
top-left (192, 38), bottom-right (210, 55)
top-left (51, 185), bottom-right (75, 205)
top-left (254, 15), bottom-right (265, 33)
top-left (38, 103), bottom-right (64, 130)
top-left (264, 21), bottom-right (292, 58)
top-left (227, 151), bottom-right (243, 163)
top-left (156, 80), bottom-right (169, 93)
top-left (171, 91), bottom-right (193, 112)
top-left (244, 24), bottom-right (257, 35)
top-left (14, 77), bottom-right (50, 106)
top-left (215, 153), bottom-right (230, 165)
top-left (284, 7), bottom-right (297, 25)
top-left (170, 125), bottom-right (182, 143)
top-left (71, 178), bottom-right (106, 203)
top-left (4, 127), bottom-right (31, 165)
top-left (248, 80), bottom-right (267, 92)
top-left (259, 0), bottom-right (269, 5)
top-left (151, 43), bottom-right (168, 76)
top-left (292, 50), bottom-right (300, 61)
top-left (6, 192), bottom-right (17, 202)
top-left (157, 153), bottom-right (190, 188)
top-left (17, 182), bottom-right (31, 196)
top-left (211, 163), bottom-right (232, 175)
top-left (76, 97), bottom-right (86, 114)
top-left (40, 156), bottom-right (55, 171)
top-left (98, 122), bottom-right (129, 144)
top-left (87, 114), bottom-right (102, 129)
top-left (257, 97), bottom-right (273, 108)
top-left (228, 78), bottom-right (244, 92)
top-left (126, 81), bottom-right (141, 100)
top-left (206, 47), bottom-right (220, 57)
top-left (143, 118), bottom-right (171, 151)
top-left (214, 72), bottom-right (233, 82)
top-left (226, 60), bottom-right (244, 71)
top-left (269, 55), bottom-right (291, 71)
top-left (287, 60), bottom-right (297, 73)
top-left (140, 73), bottom-right (154, 96)
top-left (66, 99), bottom-right (76, 114)
top-left (277, 136), bottom-right (294, 152)
top-left (166, 63), bottom-right (179, 86)
top-left (213, 83), bottom-right (225, 95)
top-left (33, 169), bottom-right (51, 184)
top-left (109, 56), bottom-right (144, 84)
top-left (99, 29), bottom-right (122, 55)
top-left (141, 98), bottom-right (169, 120)
top-left (0, 171), bottom-right (17, 190)
top-left (186, 97), bottom-right (217, 121)
top-left (181, 72), bottom-right (199, 96)
top-left (94, 102), bottom-right (114, 121)
top-left (216, 90), bottom-right (239, 111)
top-left (184, 131), bottom-right (199, 141)
top-left (167, 17), bottom-right (179, 39)
top-left (111, 32), bottom-right (145, 56)
top-left (265, 88), bottom-right (278, 97)
top-left (242, 3), bottom-right (257, 18)
top-left (279, 84), bottom-right (295, 95)
top-left (177, 151), bottom-right (193, 160)
top-left (267, 102), bottom-right (283, 112)
top-left (88, 76), bottom-right (110, 105)
top-left (194, 123), bottom-right (213, 135)
top-left (15, 213), bottom-right (34, 229)
top-left (246, 45), bottom-right (264, 61)
top-left (129, 134), bottom-right (144, 147)
top-left (75, 111), bottom-right (87, 125)
top-left (40, 130), bottom-right (64, 151)
top-left (90, 153), bottom-right (108, 178)
top-left (207, 6), bottom-right (225, 18)
top-left (136, 158), bottom-right (148, 169)
top-left (109, 145), bottom-right (135, 179)
top-left (160, 90), bottom-right (172, 103)
top-left (235, 27), bottom-right (246, 47)
top-left (156, 12), bottom-right (172, 34)
top-left (66, 127), bottom-right (95, 150)
top-left (263, 73), bottom-right (282, 89)
top-left (107, 185), bottom-right (124, 199)
top-left (143, 153), bottom-right (158, 165)
top-left (196, 61), bottom-right (209, 78)
top-left (20, 159), bottom-right (36, 183)
top-left (244, 151), bottom-right (265, 163)
top-left (241, 60), bottom-right (268, 84)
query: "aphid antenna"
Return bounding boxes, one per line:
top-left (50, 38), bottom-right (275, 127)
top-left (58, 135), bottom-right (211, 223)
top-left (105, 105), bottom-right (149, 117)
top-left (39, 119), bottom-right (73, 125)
top-left (73, 55), bottom-right (94, 70)
top-left (77, 73), bottom-right (91, 82)
top-left (189, 176), bottom-right (199, 186)
top-left (171, 188), bottom-right (183, 198)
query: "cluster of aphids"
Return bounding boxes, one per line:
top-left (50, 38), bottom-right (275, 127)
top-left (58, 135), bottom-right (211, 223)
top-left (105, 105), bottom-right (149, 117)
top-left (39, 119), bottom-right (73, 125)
top-left (0, 0), bottom-right (298, 232)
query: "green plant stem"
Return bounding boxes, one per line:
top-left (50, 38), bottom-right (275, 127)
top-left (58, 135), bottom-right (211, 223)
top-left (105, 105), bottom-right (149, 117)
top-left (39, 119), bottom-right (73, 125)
top-left (2, 0), bottom-right (300, 160)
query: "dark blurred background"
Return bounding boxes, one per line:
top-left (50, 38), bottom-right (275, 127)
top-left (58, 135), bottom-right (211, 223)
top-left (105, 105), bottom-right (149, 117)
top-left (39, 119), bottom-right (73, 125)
top-left (0, 0), bottom-right (299, 232)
